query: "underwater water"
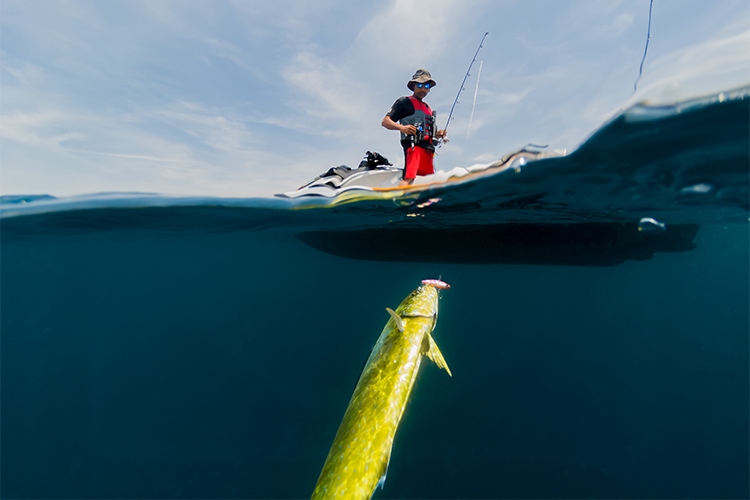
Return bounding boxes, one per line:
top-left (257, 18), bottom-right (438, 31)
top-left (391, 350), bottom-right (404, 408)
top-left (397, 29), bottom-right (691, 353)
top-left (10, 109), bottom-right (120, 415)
top-left (2, 89), bottom-right (749, 499)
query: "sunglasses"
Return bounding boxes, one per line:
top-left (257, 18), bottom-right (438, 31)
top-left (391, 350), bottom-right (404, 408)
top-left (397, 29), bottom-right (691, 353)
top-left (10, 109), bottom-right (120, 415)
top-left (416, 83), bottom-right (432, 89)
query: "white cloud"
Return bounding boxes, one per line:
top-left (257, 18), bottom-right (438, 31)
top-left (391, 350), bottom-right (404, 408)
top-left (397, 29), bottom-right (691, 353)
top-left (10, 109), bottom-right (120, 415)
top-left (282, 50), bottom-right (373, 125)
top-left (0, 110), bottom-right (85, 146)
top-left (628, 30), bottom-right (750, 106)
top-left (598, 12), bottom-right (635, 38)
top-left (70, 151), bottom-right (195, 163)
top-left (2, 62), bottom-right (45, 86)
top-left (354, 0), bottom-right (471, 68)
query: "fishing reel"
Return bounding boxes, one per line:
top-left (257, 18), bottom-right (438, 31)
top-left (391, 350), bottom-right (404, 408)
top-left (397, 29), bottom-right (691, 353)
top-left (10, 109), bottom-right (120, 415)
top-left (415, 111), bottom-right (438, 144)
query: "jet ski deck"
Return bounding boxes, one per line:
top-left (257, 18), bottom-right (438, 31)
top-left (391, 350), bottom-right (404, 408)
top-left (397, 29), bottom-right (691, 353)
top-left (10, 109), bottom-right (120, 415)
top-left (275, 148), bottom-right (565, 199)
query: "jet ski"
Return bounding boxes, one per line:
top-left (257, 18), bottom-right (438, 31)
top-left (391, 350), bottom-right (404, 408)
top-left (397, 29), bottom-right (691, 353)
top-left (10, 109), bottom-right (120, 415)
top-left (275, 148), bottom-right (565, 199)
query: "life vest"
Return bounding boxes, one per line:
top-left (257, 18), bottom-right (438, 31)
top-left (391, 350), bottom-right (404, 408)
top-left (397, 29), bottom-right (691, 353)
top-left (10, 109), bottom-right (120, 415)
top-left (399, 97), bottom-right (436, 150)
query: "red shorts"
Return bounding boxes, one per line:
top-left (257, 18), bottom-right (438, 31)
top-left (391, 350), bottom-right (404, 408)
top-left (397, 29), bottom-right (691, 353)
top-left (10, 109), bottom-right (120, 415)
top-left (404, 146), bottom-right (434, 180)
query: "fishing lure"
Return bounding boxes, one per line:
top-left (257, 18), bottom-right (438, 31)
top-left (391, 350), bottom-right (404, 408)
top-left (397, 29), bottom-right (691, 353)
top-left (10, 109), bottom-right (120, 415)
top-left (421, 279), bottom-right (451, 289)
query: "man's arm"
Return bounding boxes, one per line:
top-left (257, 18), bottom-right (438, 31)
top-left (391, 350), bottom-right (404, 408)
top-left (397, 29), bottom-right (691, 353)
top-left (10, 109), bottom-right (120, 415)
top-left (381, 114), bottom-right (416, 136)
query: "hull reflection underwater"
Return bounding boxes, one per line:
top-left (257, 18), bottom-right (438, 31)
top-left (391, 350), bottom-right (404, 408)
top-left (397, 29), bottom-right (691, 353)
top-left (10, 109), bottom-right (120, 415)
top-left (311, 280), bottom-right (452, 500)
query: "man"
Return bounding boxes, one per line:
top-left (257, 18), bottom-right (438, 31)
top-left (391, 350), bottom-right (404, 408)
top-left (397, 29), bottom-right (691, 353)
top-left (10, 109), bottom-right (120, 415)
top-left (382, 69), bottom-right (448, 187)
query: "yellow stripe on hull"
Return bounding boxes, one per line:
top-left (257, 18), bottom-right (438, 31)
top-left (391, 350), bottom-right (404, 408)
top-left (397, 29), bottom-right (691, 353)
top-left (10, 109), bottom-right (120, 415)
top-left (312, 283), bottom-right (451, 500)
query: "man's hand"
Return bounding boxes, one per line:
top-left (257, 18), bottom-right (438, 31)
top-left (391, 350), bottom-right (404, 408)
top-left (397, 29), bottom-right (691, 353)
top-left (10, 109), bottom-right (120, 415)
top-left (400, 124), bottom-right (417, 135)
top-left (382, 115), bottom-right (417, 135)
top-left (436, 129), bottom-right (449, 143)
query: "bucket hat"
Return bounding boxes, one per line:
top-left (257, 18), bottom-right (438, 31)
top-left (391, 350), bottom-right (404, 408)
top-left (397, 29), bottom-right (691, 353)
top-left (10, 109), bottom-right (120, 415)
top-left (407, 69), bottom-right (436, 91)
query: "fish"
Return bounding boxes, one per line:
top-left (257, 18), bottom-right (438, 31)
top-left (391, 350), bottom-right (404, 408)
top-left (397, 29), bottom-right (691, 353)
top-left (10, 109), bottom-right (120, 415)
top-left (311, 281), bottom-right (451, 500)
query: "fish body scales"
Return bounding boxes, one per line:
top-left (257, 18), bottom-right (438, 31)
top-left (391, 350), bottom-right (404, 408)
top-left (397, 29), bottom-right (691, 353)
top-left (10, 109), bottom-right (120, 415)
top-left (312, 284), bottom-right (448, 500)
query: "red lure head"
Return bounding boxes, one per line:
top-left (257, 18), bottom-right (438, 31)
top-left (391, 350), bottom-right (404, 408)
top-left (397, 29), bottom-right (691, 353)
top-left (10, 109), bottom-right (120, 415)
top-left (421, 279), bottom-right (450, 289)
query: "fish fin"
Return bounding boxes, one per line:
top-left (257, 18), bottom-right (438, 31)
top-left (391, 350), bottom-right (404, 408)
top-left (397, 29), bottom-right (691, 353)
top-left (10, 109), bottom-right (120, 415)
top-left (370, 450), bottom-right (391, 500)
top-left (423, 334), bottom-right (452, 377)
top-left (385, 308), bottom-right (405, 332)
top-left (375, 458), bottom-right (389, 492)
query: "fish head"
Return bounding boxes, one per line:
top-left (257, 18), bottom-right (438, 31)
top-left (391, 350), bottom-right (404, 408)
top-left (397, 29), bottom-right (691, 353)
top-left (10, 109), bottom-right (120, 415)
top-left (396, 282), bottom-right (440, 319)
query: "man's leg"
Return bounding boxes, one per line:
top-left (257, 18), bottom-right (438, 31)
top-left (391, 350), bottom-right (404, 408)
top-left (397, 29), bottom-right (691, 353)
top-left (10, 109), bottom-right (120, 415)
top-left (400, 147), bottom-right (418, 187)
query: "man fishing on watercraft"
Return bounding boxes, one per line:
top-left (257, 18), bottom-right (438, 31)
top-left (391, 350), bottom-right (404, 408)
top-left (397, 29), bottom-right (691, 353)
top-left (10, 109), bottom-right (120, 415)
top-left (381, 69), bottom-right (448, 187)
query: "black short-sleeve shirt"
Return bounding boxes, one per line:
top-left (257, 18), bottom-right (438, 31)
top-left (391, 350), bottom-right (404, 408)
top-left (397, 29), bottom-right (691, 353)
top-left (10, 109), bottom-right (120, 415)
top-left (386, 96), bottom-right (416, 123)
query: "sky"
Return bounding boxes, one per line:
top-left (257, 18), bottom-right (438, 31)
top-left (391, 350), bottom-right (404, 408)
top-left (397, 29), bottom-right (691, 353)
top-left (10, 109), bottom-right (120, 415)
top-left (1, 0), bottom-right (748, 198)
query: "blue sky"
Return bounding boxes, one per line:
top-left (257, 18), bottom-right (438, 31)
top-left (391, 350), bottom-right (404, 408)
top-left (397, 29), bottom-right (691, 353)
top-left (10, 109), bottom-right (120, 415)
top-left (2, 0), bottom-right (748, 198)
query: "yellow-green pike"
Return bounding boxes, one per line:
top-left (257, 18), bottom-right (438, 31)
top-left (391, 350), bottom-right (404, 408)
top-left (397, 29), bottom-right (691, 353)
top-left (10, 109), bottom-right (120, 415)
top-left (312, 281), bottom-right (451, 500)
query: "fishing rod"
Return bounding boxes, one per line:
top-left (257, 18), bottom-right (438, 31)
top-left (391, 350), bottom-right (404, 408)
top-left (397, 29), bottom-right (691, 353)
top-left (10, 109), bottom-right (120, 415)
top-left (633, 0), bottom-right (654, 93)
top-left (440, 31), bottom-right (489, 145)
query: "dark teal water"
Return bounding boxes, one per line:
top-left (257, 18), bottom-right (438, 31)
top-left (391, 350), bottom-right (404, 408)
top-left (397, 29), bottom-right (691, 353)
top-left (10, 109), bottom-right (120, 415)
top-left (2, 90), bottom-right (748, 499)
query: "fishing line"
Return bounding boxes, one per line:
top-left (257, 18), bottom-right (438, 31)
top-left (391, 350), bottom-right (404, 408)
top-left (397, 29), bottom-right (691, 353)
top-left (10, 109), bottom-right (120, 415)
top-left (440, 32), bottom-right (489, 147)
top-left (633, 0), bottom-right (654, 93)
top-left (465, 60), bottom-right (483, 148)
